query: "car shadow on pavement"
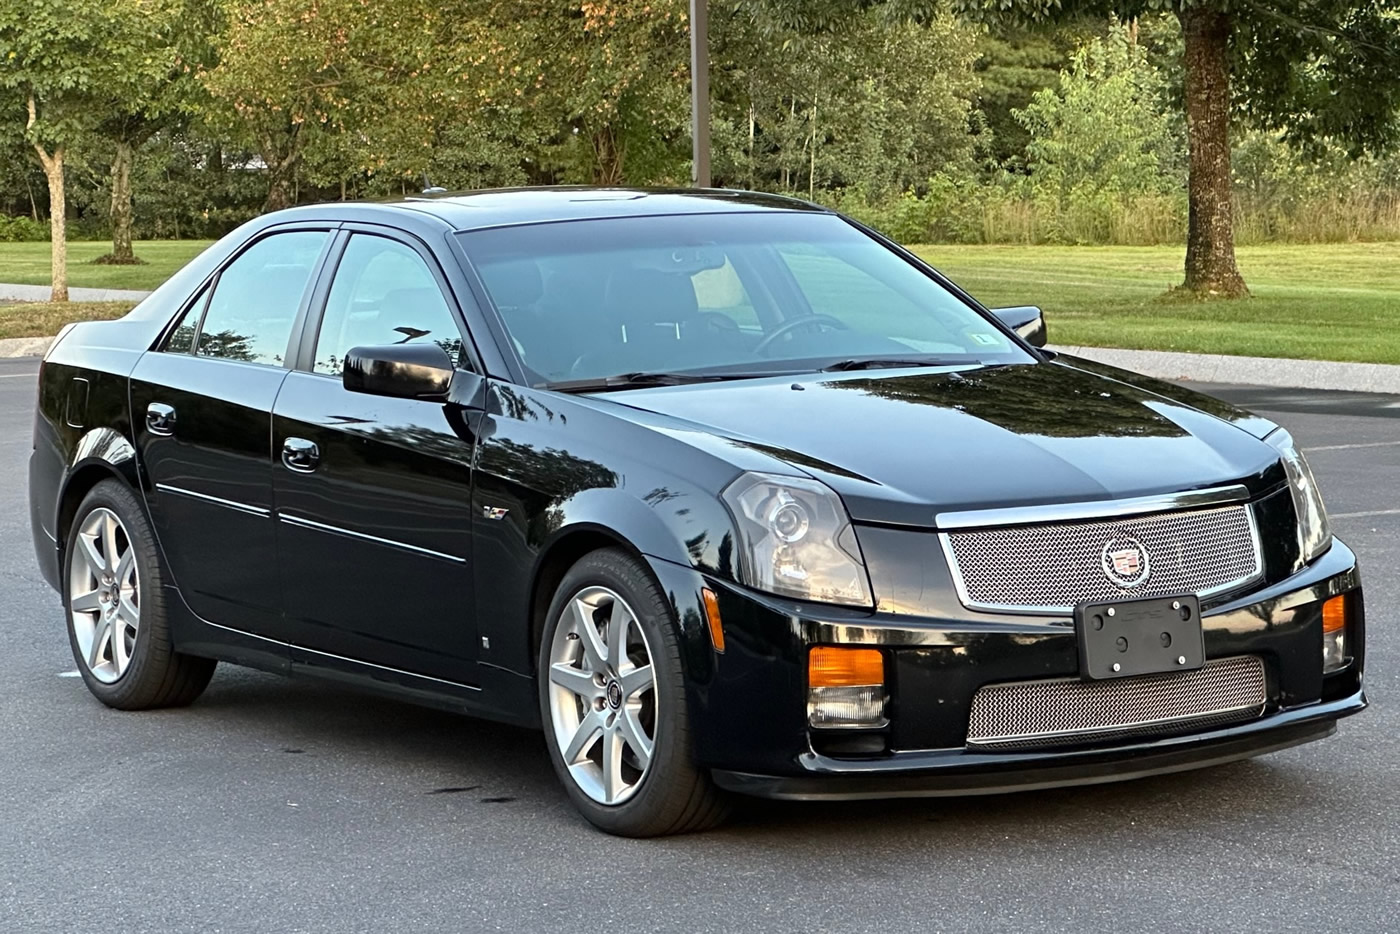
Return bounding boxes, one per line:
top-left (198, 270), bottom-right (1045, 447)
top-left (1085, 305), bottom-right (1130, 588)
top-left (164, 664), bottom-right (1337, 845)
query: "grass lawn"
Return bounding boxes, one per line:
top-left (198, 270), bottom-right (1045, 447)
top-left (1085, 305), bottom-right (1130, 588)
top-left (0, 240), bottom-right (212, 291)
top-left (0, 302), bottom-right (135, 339)
top-left (915, 242), bottom-right (1400, 365)
top-left (0, 240), bottom-right (1396, 365)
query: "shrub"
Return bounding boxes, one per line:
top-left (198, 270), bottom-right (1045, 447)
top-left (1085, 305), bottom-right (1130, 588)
top-left (0, 215), bottom-right (48, 242)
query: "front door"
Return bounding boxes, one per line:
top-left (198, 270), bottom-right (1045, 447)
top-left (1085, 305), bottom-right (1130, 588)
top-left (131, 228), bottom-right (332, 636)
top-left (271, 232), bottom-right (480, 683)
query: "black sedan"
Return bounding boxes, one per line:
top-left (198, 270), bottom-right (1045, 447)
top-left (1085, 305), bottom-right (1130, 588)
top-left (29, 188), bottom-right (1364, 836)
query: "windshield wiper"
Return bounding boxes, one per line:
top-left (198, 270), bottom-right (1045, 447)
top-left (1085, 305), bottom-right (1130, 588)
top-left (821, 357), bottom-right (979, 372)
top-left (545, 371), bottom-right (746, 393)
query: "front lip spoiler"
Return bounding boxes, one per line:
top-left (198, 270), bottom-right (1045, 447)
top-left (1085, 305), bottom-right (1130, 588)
top-left (712, 690), bottom-right (1364, 801)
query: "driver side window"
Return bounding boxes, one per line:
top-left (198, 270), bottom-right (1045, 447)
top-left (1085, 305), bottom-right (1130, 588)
top-left (314, 235), bottom-right (465, 376)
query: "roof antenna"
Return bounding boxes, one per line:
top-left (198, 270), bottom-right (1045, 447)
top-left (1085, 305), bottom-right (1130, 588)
top-left (421, 172), bottom-right (447, 196)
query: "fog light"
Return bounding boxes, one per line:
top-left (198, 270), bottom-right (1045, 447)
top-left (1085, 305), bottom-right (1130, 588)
top-left (1323, 594), bottom-right (1349, 673)
top-left (808, 647), bottom-right (887, 729)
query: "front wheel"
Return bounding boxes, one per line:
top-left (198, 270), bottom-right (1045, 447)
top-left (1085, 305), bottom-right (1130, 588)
top-left (539, 549), bottom-right (729, 836)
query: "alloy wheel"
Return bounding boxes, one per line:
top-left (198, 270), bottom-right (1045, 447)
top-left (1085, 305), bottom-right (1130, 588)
top-left (547, 586), bottom-right (658, 806)
top-left (68, 507), bottom-right (140, 683)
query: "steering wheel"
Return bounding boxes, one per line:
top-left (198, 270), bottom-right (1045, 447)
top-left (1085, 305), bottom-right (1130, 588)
top-left (753, 314), bottom-right (849, 355)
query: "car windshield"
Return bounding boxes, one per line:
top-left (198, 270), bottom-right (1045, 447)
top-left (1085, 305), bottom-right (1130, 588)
top-left (456, 211), bottom-right (1034, 385)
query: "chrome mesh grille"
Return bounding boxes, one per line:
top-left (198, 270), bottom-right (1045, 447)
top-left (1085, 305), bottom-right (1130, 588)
top-left (941, 504), bottom-right (1261, 612)
top-left (966, 656), bottom-right (1268, 751)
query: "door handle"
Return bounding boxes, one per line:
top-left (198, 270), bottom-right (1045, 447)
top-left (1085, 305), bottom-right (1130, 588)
top-left (146, 402), bottom-right (176, 436)
top-left (282, 437), bottom-right (320, 473)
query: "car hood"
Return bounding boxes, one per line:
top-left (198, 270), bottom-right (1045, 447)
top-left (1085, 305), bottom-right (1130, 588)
top-left (602, 361), bottom-right (1284, 526)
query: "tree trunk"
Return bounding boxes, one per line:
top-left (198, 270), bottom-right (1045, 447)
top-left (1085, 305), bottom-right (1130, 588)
top-left (264, 168), bottom-right (295, 212)
top-left (39, 151), bottom-right (67, 303)
top-left (1178, 7), bottom-right (1248, 297)
top-left (109, 141), bottom-right (136, 263)
top-left (591, 126), bottom-right (624, 185)
top-left (26, 94), bottom-right (67, 302)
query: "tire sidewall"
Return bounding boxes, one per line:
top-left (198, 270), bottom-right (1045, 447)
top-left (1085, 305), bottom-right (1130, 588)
top-left (62, 480), bottom-right (167, 706)
top-left (537, 549), bottom-right (694, 835)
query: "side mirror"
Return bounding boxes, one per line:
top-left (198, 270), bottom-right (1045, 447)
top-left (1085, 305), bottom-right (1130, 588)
top-left (343, 343), bottom-right (455, 400)
top-left (990, 305), bottom-right (1047, 348)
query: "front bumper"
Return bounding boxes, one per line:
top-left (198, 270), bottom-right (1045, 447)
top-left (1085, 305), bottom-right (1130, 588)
top-left (648, 537), bottom-right (1366, 800)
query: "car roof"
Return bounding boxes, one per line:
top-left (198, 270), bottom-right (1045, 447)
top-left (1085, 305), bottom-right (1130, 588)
top-left (265, 186), bottom-right (832, 233)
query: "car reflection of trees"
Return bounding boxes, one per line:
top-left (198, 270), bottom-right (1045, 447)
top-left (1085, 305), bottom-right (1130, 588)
top-left (196, 330), bottom-right (260, 363)
top-left (827, 367), bottom-right (1184, 439)
top-left (478, 437), bottom-right (620, 539)
top-left (495, 385), bottom-right (567, 426)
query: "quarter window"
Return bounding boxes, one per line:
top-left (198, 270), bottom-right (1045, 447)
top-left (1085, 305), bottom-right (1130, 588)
top-left (313, 235), bottom-right (464, 376)
top-left (162, 287), bottom-right (207, 353)
top-left (196, 230), bottom-right (329, 366)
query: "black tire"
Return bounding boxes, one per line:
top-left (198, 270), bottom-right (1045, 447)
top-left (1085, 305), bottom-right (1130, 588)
top-left (538, 548), bottom-right (730, 837)
top-left (62, 479), bottom-right (216, 710)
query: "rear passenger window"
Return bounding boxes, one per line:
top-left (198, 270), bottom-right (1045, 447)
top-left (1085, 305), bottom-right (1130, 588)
top-left (313, 235), bottom-right (463, 376)
top-left (197, 231), bottom-right (329, 366)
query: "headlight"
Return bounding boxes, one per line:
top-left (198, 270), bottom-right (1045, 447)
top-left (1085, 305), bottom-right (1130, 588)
top-left (1265, 428), bottom-right (1331, 564)
top-left (722, 472), bottom-right (873, 607)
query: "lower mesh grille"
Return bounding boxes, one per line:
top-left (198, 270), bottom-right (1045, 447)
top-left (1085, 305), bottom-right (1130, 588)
top-left (966, 656), bottom-right (1268, 751)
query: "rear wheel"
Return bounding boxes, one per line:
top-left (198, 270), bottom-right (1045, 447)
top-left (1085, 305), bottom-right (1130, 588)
top-left (63, 479), bottom-right (215, 709)
top-left (539, 549), bottom-right (729, 836)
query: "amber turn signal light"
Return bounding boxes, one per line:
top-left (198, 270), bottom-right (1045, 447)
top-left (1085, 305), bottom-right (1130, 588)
top-left (809, 646), bottom-right (884, 688)
top-left (702, 588), bottom-right (724, 653)
top-left (1322, 594), bottom-right (1348, 633)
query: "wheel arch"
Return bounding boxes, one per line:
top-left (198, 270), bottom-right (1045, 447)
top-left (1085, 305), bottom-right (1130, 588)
top-left (56, 428), bottom-right (142, 552)
top-left (526, 523), bottom-right (647, 676)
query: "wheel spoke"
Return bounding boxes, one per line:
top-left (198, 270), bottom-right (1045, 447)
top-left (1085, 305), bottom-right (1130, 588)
top-left (112, 621), bottom-right (131, 673)
top-left (618, 664), bottom-right (652, 699)
top-left (101, 514), bottom-right (121, 574)
top-left (113, 547), bottom-right (135, 587)
top-left (606, 602), bottom-right (634, 672)
top-left (549, 662), bottom-right (598, 700)
top-left (77, 534), bottom-right (106, 578)
top-left (87, 617), bottom-right (112, 669)
top-left (568, 599), bottom-right (608, 671)
top-left (70, 589), bottom-right (103, 613)
top-left (117, 595), bottom-right (139, 632)
top-left (601, 727), bottom-right (624, 802)
top-left (562, 708), bottom-right (604, 763)
top-left (617, 708), bottom-right (653, 769)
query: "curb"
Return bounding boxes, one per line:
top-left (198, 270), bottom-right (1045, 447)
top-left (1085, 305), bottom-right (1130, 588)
top-left (1051, 345), bottom-right (1400, 396)
top-left (0, 336), bottom-right (54, 358)
top-left (0, 283), bottom-right (152, 303)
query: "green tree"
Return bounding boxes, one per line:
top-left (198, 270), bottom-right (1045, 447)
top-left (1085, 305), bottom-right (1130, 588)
top-left (462, 1), bottom-right (692, 185)
top-left (1015, 25), bottom-right (1185, 241)
top-left (0, 0), bottom-right (166, 299)
top-left (954, 0), bottom-right (1400, 297)
top-left (202, 0), bottom-right (460, 211)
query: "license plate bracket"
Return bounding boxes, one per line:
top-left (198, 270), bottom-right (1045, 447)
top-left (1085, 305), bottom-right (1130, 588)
top-left (1075, 593), bottom-right (1204, 681)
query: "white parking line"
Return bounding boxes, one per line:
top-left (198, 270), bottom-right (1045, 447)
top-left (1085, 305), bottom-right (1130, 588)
top-left (0, 373), bottom-right (34, 379)
top-left (1330, 508), bottom-right (1400, 520)
top-left (1307, 441), bottom-right (1400, 452)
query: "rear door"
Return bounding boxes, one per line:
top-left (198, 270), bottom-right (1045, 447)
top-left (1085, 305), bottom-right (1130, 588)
top-left (270, 230), bottom-right (481, 683)
top-left (130, 227), bottom-right (334, 637)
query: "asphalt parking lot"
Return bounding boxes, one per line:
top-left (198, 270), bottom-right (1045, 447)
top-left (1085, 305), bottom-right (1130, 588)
top-left (2, 356), bottom-right (1397, 933)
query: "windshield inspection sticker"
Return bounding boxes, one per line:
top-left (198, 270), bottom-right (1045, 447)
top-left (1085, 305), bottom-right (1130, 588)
top-left (969, 333), bottom-right (1002, 346)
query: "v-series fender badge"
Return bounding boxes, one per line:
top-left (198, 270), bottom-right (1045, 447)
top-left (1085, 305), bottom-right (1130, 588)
top-left (481, 506), bottom-right (510, 520)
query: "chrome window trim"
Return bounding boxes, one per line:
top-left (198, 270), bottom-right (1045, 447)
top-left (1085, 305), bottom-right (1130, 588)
top-left (934, 484), bottom-right (1251, 531)
top-left (938, 500), bottom-right (1265, 616)
top-left (155, 483), bottom-right (271, 518)
top-left (277, 512), bottom-right (465, 564)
